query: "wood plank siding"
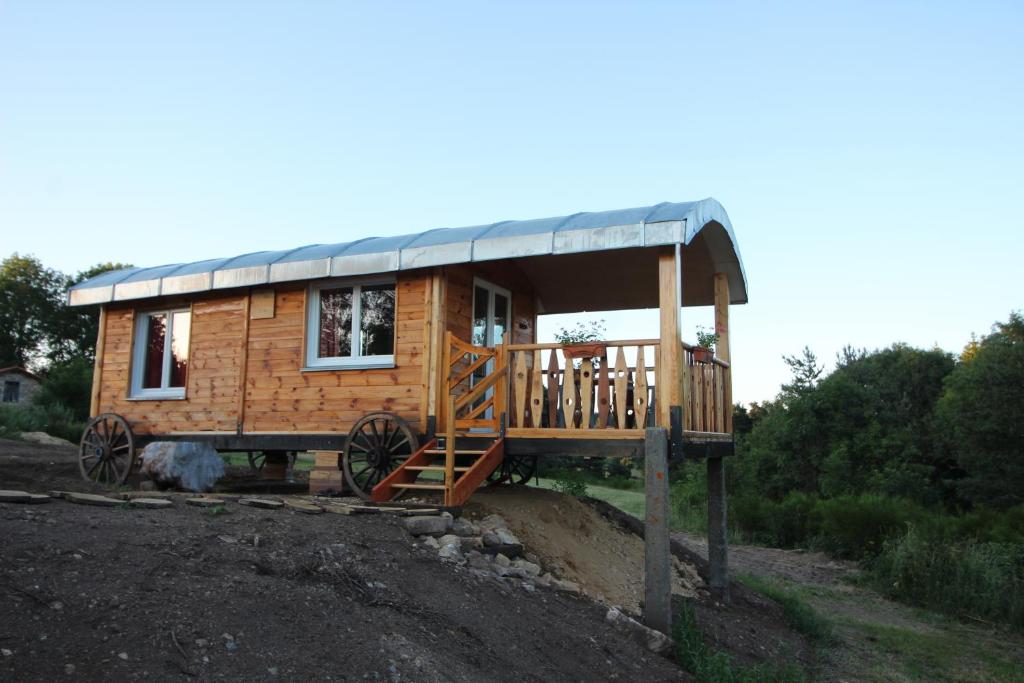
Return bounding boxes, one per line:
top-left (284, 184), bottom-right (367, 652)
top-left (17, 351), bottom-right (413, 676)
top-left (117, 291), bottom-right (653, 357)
top-left (95, 271), bottom-right (432, 437)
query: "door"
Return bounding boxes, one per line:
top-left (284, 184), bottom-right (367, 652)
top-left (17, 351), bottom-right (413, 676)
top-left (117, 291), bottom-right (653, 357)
top-left (470, 278), bottom-right (511, 420)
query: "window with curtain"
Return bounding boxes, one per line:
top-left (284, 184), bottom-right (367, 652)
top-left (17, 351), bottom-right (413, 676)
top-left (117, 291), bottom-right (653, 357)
top-left (307, 280), bottom-right (395, 369)
top-left (130, 309), bottom-right (191, 398)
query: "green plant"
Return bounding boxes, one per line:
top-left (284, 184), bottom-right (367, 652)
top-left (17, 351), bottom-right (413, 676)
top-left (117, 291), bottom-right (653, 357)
top-left (738, 576), bottom-right (833, 644)
top-left (553, 319), bottom-right (606, 345)
top-left (871, 527), bottom-right (1024, 629)
top-left (206, 504), bottom-right (229, 516)
top-left (0, 402), bottom-right (84, 443)
top-left (673, 602), bottom-right (808, 682)
top-left (551, 470), bottom-right (588, 498)
top-left (815, 494), bottom-right (924, 559)
top-left (696, 326), bottom-right (719, 350)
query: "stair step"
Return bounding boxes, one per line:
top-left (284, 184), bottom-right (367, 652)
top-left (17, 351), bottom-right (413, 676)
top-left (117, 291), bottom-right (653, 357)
top-left (403, 465), bottom-right (471, 472)
top-left (423, 449), bottom-right (486, 455)
top-left (393, 483), bottom-right (446, 491)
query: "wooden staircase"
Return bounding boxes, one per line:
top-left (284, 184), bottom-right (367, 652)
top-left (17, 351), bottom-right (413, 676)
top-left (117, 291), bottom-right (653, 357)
top-left (370, 434), bottom-right (504, 507)
top-left (372, 332), bottom-right (510, 507)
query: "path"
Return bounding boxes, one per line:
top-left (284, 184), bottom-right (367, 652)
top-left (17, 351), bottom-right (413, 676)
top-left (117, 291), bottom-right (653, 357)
top-left (673, 532), bottom-right (1024, 682)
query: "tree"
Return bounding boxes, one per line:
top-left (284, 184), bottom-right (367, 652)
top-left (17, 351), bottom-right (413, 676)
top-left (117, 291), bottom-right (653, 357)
top-left (780, 346), bottom-right (822, 403)
top-left (0, 254), bottom-right (64, 367)
top-left (937, 312), bottom-right (1024, 509)
top-left (45, 262), bottom-right (132, 363)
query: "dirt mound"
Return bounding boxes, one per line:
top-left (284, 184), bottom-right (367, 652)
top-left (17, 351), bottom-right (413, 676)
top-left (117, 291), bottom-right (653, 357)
top-left (465, 487), bottom-right (704, 614)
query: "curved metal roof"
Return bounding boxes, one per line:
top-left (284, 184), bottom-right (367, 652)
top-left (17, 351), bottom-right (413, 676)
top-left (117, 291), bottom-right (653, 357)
top-left (68, 198), bottom-right (747, 306)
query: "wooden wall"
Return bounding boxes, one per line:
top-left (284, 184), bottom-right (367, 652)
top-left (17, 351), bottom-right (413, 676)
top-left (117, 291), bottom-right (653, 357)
top-left (445, 261), bottom-right (536, 346)
top-left (97, 294), bottom-right (248, 435)
top-left (95, 271), bottom-right (430, 437)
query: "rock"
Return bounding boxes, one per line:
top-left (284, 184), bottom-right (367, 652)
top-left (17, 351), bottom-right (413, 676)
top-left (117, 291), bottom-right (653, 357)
top-left (118, 652), bottom-right (129, 661)
top-left (478, 514), bottom-right (508, 531)
top-left (535, 573), bottom-right (554, 587)
top-left (478, 543), bottom-right (523, 558)
top-left (21, 431), bottom-right (75, 448)
top-left (511, 559), bottom-right (541, 577)
top-left (605, 607), bottom-right (672, 654)
top-left (437, 534), bottom-right (460, 548)
top-left (495, 529), bottom-right (520, 546)
top-left (185, 497), bottom-right (223, 508)
top-left (403, 515), bottom-right (451, 537)
top-left (138, 441), bottom-right (225, 492)
top-left (467, 553), bottom-right (491, 570)
top-left (238, 498), bottom-right (284, 509)
top-left (451, 518), bottom-right (479, 536)
top-left (129, 498), bottom-right (173, 509)
top-left (524, 551), bottom-right (540, 565)
top-left (195, 639), bottom-right (209, 648)
top-left (481, 530), bottom-right (502, 547)
top-left (64, 492), bottom-right (122, 507)
top-left (494, 553), bottom-right (511, 568)
top-left (64, 663), bottom-right (75, 674)
top-left (459, 536), bottom-right (483, 551)
top-left (438, 544), bottom-right (464, 563)
top-left (283, 499), bottom-right (323, 514)
top-left (422, 536), bottom-right (440, 549)
top-left (0, 490), bottom-right (50, 504)
top-left (1, 648), bottom-right (11, 657)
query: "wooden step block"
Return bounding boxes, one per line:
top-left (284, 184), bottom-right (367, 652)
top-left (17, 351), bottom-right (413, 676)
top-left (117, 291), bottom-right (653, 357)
top-left (423, 449), bottom-right (486, 456)
top-left (186, 497), bottom-right (224, 508)
top-left (129, 497), bottom-right (174, 509)
top-left (403, 465), bottom-right (471, 473)
top-left (239, 497), bottom-right (284, 510)
top-left (0, 490), bottom-right (50, 504)
top-left (393, 483), bottom-right (445, 491)
top-left (283, 499), bottom-right (324, 515)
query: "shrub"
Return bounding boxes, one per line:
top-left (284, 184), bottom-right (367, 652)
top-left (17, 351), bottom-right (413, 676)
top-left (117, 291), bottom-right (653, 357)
top-left (871, 527), bottom-right (1024, 629)
top-left (815, 494), bottom-right (924, 559)
top-left (551, 470), bottom-right (588, 498)
top-left (0, 402), bottom-right (84, 443)
top-left (739, 576), bottom-right (833, 644)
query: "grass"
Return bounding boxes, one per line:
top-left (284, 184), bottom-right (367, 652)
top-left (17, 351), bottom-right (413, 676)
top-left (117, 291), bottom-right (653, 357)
top-left (533, 476), bottom-right (646, 517)
top-left (738, 575), bottom-right (834, 645)
top-left (220, 452), bottom-right (315, 471)
top-left (673, 602), bottom-right (808, 683)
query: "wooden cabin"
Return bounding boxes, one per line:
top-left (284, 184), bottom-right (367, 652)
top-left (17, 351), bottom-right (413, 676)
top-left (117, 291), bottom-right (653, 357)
top-left (70, 199), bottom-right (747, 507)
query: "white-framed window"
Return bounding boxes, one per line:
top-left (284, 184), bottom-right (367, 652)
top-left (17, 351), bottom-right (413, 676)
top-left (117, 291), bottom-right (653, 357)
top-left (305, 278), bottom-right (396, 370)
top-left (130, 308), bottom-right (191, 399)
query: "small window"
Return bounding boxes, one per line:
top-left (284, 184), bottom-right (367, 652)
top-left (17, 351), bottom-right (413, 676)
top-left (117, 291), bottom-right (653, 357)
top-left (306, 280), bottom-right (395, 369)
top-left (2, 381), bottom-right (19, 403)
top-left (131, 309), bottom-right (191, 398)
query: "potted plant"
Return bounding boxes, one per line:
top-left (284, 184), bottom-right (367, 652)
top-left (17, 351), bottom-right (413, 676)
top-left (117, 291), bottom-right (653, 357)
top-left (693, 327), bottom-right (718, 363)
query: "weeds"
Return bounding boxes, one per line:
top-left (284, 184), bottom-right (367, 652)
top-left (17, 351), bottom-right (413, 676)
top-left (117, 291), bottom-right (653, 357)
top-left (738, 576), bottom-right (834, 644)
top-left (673, 602), bottom-right (809, 683)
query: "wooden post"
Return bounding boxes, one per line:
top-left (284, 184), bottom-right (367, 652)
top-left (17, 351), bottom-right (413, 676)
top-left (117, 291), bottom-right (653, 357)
top-left (644, 427), bottom-right (672, 635)
top-left (89, 305), bottom-right (107, 418)
top-left (709, 272), bottom-right (732, 602)
top-left (657, 248), bottom-right (682, 431)
top-left (713, 272), bottom-right (732, 433)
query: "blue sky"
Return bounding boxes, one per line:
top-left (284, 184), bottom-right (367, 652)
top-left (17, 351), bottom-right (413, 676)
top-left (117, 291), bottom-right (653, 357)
top-left (1, 1), bottom-right (1021, 403)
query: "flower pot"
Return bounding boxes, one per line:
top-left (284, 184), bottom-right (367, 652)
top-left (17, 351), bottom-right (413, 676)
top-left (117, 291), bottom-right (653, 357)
top-left (692, 347), bottom-right (714, 363)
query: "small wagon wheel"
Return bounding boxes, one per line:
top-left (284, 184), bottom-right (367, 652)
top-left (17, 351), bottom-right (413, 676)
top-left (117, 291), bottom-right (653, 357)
top-left (78, 413), bottom-right (136, 485)
top-left (487, 453), bottom-right (538, 486)
top-left (341, 412), bottom-right (418, 500)
top-left (247, 451), bottom-right (297, 472)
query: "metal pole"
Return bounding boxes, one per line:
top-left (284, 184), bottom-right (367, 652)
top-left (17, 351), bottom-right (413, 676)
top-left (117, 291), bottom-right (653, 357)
top-left (644, 427), bottom-right (672, 635)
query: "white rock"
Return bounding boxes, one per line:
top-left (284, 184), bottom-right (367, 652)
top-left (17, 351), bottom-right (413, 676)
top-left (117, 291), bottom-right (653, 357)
top-left (438, 544), bottom-right (464, 563)
top-left (478, 514), bottom-right (508, 531)
top-left (481, 530), bottom-right (502, 547)
top-left (512, 559), bottom-right (541, 577)
top-left (403, 515), bottom-right (451, 537)
top-left (552, 578), bottom-right (581, 594)
top-left (21, 432), bottom-right (75, 448)
top-left (605, 607), bottom-right (672, 654)
top-left (451, 518), bottom-right (479, 536)
top-left (494, 553), bottom-right (512, 568)
top-left (495, 529), bottom-right (520, 546)
top-left (422, 536), bottom-right (440, 549)
top-left (139, 442), bottom-right (225, 492)
top-left (437, 534), bottom-right (460, 548)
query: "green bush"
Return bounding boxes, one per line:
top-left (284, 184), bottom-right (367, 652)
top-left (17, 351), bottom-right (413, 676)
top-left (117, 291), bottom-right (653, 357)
top-left (739, 576), bottom-right (833, 644)
top-left (0, 402), bottom-right (84, 444)
top-left (871, 527), bottom-right (1024, 629)
top-left (551, 470), bottom-right (588, 498)
top-left (33, 356), bottom-right (94, 420)
top-left (814, 494), bottom-right (924, 559)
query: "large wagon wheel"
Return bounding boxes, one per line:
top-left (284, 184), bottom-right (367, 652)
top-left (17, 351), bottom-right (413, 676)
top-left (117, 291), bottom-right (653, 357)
top-left (341, 412), bottom-right (418, 500)
top-left (487, 453), bottom-right (538, 486)
top-left (78, 413), bottom-right (137, 485)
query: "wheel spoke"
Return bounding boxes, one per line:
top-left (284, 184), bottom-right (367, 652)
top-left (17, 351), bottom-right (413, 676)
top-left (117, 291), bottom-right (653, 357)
top-left (108, 421), bottom-right (120, 446)
top-left (389, 435), bottom-right (410, 453)
top-left (367, 420), bottom-right (381, 448)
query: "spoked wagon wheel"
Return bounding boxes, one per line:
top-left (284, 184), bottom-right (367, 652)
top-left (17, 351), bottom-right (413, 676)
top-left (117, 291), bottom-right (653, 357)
top-left (247, 451), bottom-right (297, 472)
top-left (341, 412), bottom-right (418, 500)
top-left (78, 413), bottom-right (137, 485)
top-left (487, 453), bottom-right (538, 486)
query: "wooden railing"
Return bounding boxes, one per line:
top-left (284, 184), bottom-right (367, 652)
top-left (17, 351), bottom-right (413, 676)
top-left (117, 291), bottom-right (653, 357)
top-left (504, 340), bottom-right (660, 431)
top-left (682, 342), bottom-right (731, 434)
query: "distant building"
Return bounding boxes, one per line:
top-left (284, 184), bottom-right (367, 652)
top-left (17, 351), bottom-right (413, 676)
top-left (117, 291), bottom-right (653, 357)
top-left (0, 367), bottom-right (41, 405)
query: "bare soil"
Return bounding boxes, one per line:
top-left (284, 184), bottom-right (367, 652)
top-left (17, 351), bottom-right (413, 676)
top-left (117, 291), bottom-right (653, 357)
top-left (0, 439), bottom-right (817, 680)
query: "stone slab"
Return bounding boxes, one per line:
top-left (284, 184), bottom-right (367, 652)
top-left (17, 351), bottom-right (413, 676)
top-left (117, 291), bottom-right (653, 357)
top-left (238, 498), bottom-right (284, 510)
top-left (64, 492), bottom-right (123, 507)
top-left (283, 499), bottom-right (324, 515)
top-left (129, 498), bottom-right (174, 509)
top-left (185, 497), bottom-right (224, 508)
top-left (0, 490), bottom-right (50, 504)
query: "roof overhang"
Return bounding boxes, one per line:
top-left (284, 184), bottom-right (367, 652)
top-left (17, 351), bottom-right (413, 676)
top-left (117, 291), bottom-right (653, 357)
top-left (68, 199), bottom-right (748, 307)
